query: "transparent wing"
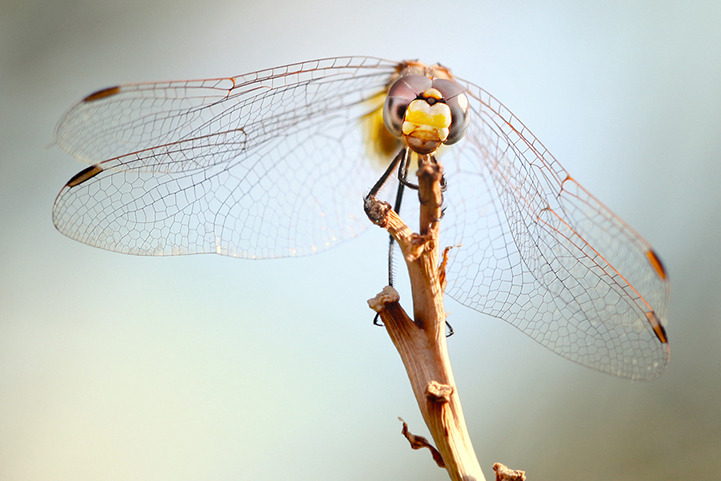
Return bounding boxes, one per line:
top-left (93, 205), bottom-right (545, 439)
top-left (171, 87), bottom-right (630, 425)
top-left (52, 56), bottom-right (401, 257)
top-left (53, 56), bottom-right (670, 379)
top-left (439, 77), bottom-right (670, 380)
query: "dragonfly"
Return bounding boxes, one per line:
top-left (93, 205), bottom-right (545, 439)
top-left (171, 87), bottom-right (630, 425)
top-left (52, 56), bottom-right (670, 380)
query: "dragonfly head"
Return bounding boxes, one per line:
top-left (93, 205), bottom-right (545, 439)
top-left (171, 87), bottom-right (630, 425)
top-left (383, 74), bottom-right (470, 155)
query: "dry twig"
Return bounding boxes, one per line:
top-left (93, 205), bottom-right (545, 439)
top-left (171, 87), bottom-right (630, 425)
top-left (366, 155), bottom-right (487, 481)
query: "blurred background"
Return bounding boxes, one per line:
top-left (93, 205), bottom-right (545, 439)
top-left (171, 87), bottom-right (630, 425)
top-left (1, 0), bottom-right (719, 480)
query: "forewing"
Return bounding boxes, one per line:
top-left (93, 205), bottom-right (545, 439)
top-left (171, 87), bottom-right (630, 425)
top-left (440, 78), bottom-right (670, 380)
top-left (53, 57), bottom-right (401, 257)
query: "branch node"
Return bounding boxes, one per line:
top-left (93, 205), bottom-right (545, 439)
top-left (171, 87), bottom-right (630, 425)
top-left (426, 380), bottom-right (454, 403)
top-left (404, 233), bottom-right (426, 261)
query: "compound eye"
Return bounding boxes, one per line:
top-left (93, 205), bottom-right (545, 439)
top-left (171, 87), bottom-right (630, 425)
top-left (432, 79), bottom-right (470, 145)
top-left (383, 75), bottom-right (432, 137)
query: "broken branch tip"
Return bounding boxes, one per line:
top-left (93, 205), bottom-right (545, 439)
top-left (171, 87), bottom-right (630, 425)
top-left (367, 286), bottom-right (400, 312)
top-left (493, 463), bottom-right (526, 481)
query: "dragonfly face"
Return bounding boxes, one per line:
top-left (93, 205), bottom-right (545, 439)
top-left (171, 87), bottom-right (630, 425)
top-left (52, 56), bottom-right (670, 380)
top-left (383, 73), bottom-right (470, 154)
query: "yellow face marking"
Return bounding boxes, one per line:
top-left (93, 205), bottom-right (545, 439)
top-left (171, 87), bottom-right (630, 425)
top-left (402, 99), bottom-right (452, 142)
top-left (423, 88), bottom-right (443, 101)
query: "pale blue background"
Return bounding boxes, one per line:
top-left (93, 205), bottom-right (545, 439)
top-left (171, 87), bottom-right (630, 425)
top-left (1, 1), bottom-right (720, 480)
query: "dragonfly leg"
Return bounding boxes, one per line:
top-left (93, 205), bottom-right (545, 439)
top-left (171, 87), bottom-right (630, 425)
top-left (365, 148), bottom-right (405, 199)
top-left (369, 148), bottom-right (411, 328)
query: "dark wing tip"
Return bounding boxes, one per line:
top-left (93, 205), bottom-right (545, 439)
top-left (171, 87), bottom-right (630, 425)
top-left (645, 310), bottom-right (669, 344)
top-left (646, 249), bottom-right (668, 280)
top-left (66, 164), bottom-right (104, 187)
top-left (82, 86), bottom-right (121, 102)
